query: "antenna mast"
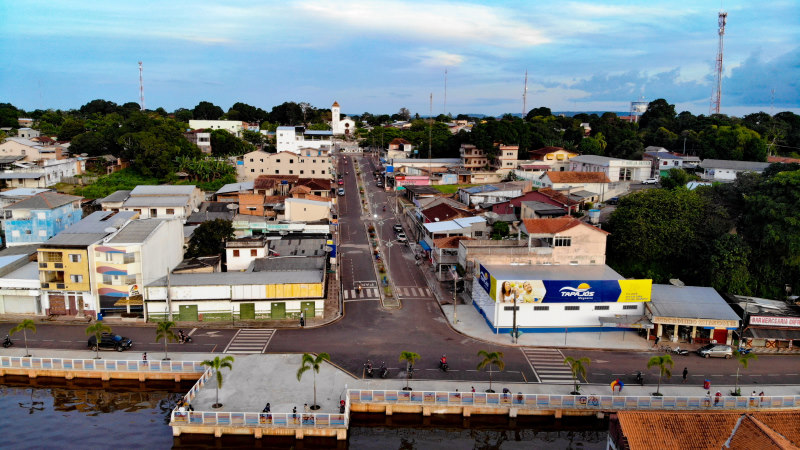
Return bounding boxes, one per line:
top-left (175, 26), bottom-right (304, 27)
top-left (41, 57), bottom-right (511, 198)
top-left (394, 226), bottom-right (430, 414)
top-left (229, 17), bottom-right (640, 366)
top-left (522, 69), bottom-right (528, 118)
top-left (429, 93), bottom-right (433, 175)
top-left (138, 61), bottom-right (145, 111)
top-left (444, 68), bottom-right (448, 116)
top-left (710, 11), bottom-right (727, 115)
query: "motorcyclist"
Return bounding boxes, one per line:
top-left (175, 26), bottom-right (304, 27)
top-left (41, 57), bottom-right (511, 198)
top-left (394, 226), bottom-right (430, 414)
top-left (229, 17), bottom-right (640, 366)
top-left (178, 329), bottom-right (186, 343)
top-left (439, 354), bottom-right (448, 371)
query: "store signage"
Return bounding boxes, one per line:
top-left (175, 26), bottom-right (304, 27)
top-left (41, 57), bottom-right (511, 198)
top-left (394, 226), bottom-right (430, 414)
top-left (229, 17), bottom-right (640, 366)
top-left (478, 265), bottom-right (491, 295)
top-left (750, 316), bottom-right (800, 328)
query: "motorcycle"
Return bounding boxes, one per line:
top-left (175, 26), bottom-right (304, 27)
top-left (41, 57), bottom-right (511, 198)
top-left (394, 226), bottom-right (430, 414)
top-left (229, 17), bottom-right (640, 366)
top-left (2, 335), bottom-right (12, 348)
top-left (379, 362), bottom-right (388, 379)
top-left (671, 346), bottom-right (689, 356)
top-left (635, 371), bottom-right (644, 386)
top-left (365, 360), bottom-right (374, 378)
top-left (178, 331), bottom-right (192, 344)
top-left (439, 356), bottom-right (448, 372)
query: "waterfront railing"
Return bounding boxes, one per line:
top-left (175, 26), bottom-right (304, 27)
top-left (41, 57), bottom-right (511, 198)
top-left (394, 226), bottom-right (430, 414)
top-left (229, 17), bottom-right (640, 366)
top-left (347, 389), bottom-right (800, 411)
top-left (0, 356), bottom-right (205, 374)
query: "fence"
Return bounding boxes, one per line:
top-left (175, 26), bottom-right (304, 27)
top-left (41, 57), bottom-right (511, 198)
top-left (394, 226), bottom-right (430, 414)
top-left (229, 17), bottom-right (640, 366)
top-left (348, 389), bottom-right (800, 412)
top-left (0, 356), bottom-right (204, 374)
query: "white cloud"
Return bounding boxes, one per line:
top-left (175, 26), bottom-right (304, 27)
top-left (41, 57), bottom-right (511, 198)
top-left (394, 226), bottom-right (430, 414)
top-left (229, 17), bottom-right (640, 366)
top-left (416, 50), bottom-right (465, 67)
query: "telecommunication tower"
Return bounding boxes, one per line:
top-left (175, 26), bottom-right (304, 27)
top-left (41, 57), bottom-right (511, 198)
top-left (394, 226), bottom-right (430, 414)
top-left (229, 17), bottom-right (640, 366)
top-left (138, 61), bottom-right (145, 111)
top-left (522, 70), bottom-right (528, 118)
top-left (710, 11), bottom-right (727, 115)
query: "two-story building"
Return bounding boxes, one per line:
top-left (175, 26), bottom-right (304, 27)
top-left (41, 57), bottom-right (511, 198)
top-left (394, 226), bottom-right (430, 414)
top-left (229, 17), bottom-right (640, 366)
top-left (37, 211), bottom-right (137, 317)
top-left (188, 120), bottom-right (244, 137)
top-left (538, 172), bottom-right (611, 203)
top-left (0, 137), bottom-right (64, 162)
top-left (569, 155), bottom-right (651, 182)
top-left (699, 159), bottom-right (771, 182)
top-left (276, 126), bottom-right (333, 154)
top-left (386, 138), bottom-right (414, 160)
top-left (457, 181), bottom-right (529, 208)
top-left (4, 192), bottom-right (82, 247)
top-left (528, 146), bottom-right (578, 170)
top-left (184, 129), bottom-right (212, 154)
top-left (98, 185), bottom-right (204, 222)
top-left (237, 148), bottom-right (333, 181)
top-left (460, 144), bottom-right (489, 172)
top-left (225, 237), bottom-right (268, 271)
top-left (643, 147), bottom-right (701, 178)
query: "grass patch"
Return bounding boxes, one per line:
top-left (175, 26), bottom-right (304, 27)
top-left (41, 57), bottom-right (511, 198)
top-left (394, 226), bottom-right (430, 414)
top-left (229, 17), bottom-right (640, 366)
top-left (431, 184), bottom-right (478, 194)
top-left (74, 169), bottom-right (160, 199)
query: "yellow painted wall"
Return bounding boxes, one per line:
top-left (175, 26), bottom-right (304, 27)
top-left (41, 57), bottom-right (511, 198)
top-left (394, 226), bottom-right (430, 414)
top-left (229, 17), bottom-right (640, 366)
top-left (264, 283), bottom-right (323, 299)
top-left (37, 248), bottom-right (91, 292)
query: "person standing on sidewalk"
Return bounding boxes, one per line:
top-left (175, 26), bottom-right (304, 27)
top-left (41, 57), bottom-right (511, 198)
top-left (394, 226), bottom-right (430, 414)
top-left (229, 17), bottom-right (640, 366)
top-left (682, 367), bottom-right (688, 383)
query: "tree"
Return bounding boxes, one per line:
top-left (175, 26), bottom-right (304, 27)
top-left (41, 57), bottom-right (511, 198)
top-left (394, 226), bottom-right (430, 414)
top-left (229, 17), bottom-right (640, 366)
top-left (155, 320), bottom-right (177, 361)
top-left (639, 98), bottom-right (676, 131)
top-left (10, 319), bottom-right (36, 357)
top-left (708, 234), bottom-right (752, 295)
top-left (646, 354), bottom-right (674, 396)
top-left (732, 350), bottom-right (757, 395)
top-left (398, 351), bottom-right (420, 390)
top-left (563, 356), bottom-right (590, 395)
top-left (210, 129), bottom-right (254, 156)
top-left (660, 168), bottom-right (691, 190)
top-left (491, 221), bottom-right (509, 240)
top-left (296, 352), bottom-right (331, 410)
top-left (525, 107), bottom-right (552, 120)
top-left (577, 137), bottom-right (603, 155)
top-left (86, 322), bottom-right (112, 360)
top-left (241, 129), bottom-right (265, 147)
top-left (269, 102), bottom-right (304, 125)
top-left (186, 219), bottom-right (234, 257)
top-left (58, 118), bottom-right (86, 141)
top-left (227, 102), bottom-right (268, 124)
top-left (79, 99), bottom-right (120, 116)
top-left (174, 108), bottom-right (193, 123)
top-left (201, 355), bottom-right (235, 408)
top-left (192, 101), bottom-right (224, 120)
top-left (476, 350), bottom-right (505, 393)
top-left (396, 107), bottom-right (411, 121)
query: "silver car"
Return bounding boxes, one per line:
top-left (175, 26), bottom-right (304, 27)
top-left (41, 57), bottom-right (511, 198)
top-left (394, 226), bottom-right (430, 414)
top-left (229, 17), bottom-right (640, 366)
top-left (696, 344), bottom-right (733, 358)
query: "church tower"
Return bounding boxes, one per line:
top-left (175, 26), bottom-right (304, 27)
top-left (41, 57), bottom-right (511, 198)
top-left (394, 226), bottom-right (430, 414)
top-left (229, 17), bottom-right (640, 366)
top-left (331, 101), bottom-right (340, 134)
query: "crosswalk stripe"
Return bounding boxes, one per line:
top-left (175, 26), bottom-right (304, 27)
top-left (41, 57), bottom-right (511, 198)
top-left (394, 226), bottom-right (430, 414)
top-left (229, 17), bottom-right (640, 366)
top-left (224, 329), bottom-right (276, 354)
top-left (521, 347), bottom-right (575, 383)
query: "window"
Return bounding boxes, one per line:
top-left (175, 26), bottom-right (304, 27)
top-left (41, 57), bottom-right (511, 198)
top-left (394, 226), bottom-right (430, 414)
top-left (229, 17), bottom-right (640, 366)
top-left (289, 159), bottom-right (294, 164)
top-left (289, 170), bottom-right (293, 174)
top-left (300, 170), bottom-right (304, 174)
top-left (554, 237), bottom-right (572, 247)
top-left (594, 305), bottom-right (610, 310)
top-left (313, 159), bottom-right (317, 163)
top-left (166, 208), bottom-right (175, 215)
top-left (260, 159), bottom-right (263, 162)
top-left (312, 170), bottom-right (315, 174)
top-left (623, 305), bottom-right (638, 310)
top-left (474, 231), bottom-right (483, 237)
top-left (70, 274), bottom-right (83, 283)
top-left (233, 250), bottom-right (240, 257)
top-left (251, 169), bottom-right (255, 172)
top-left (250, 158), bottom-right (254, 162)
top-left (69, 254), bottom-right (81, 263)
top-left (321, 170), bottom-right (325, 174)
top-left (150, 208), bottom-right (157, 217)
top-left (564, 305), bottom-right (580, 311)
top-left (104, 253), bottom-right (114, 262)
top-left (38, 230), bottom-right (47, 236)
top-left (25, 230), bottom-right (32, 235)
top-left (102, 274), bottom-right (113, 284)
top-left (37, 212), bottom-right (47, 220)
top-left (250, 249), bottom-right (257, 256)
top-left (533, 305), bottom-right (549, 311)
top-left (275, 170), bottom-right (279, 174)
top-left (260, 169), bottom-right (264, 172)
top-left (276, 159), bottom-right (281, 163)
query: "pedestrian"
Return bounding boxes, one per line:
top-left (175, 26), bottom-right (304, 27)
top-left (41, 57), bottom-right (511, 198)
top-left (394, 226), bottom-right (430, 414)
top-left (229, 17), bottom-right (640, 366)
top-left (654, 336), bottom-right (660, 348)
top-left (187, 403), bottom-right (194, 412)
top-left (714, 391), bottom-right (721, 406)
top-left (706, 391), bottom-right (712, 407)
top-left (292, 406), bottom-right (297, 418)
top-left (304, 403), bottom-right (309, 413)
top-left (299, 311), bottom-right (305, 327)
top-left (682, 367), bottom-right (688, 383)
top-left (471, 386), bottom-right (476, 393)
top-left (263, 403), bottom-right (270, 413)
top-left (759, 391), bottom-right (765, 405)
top-left (142, 352), bottom-right (147, 365)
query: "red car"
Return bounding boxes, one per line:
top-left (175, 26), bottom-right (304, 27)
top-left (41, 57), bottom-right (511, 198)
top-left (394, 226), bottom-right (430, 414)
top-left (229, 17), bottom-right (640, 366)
top-left (338, 179), bottom-right (344, 185)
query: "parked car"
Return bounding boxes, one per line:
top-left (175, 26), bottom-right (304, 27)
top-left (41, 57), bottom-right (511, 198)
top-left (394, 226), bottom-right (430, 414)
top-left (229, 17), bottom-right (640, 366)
top-left (376, 181), bottom-right (383, 187)
top-left (642, 178), bottom-right (659, 185)
top-left (337, 188), bottom-right (345, 196)
top-left (395, 232), bottom-right (408, 243)
top-left (88, 332), bottom-right (133, 352)
top-left (338, 178), bottom-right (344, 185)
top-left (393, 224), bottom-right (403, 233)
top-left (696, 343), bottom-right (733, 358)
top-left (607, 197), bottom-right (620, 205)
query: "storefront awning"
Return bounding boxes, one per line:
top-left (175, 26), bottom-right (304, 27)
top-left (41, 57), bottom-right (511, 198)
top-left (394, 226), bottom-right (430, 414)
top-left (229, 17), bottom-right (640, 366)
top-left (114, 296), bottom-right (144, 306)
top-left (418, 240), bottom-right (431, 251)
top-left (599, 315), bottom-right (654, 329)
top-left (744, 327), bottom-right (800, 340)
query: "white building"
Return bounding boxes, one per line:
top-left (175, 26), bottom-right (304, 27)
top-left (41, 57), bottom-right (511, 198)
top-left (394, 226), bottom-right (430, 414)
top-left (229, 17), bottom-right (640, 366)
top-left (17, 128), bottom-right (41, 139)
top-left (98, 185), bottom-right (204, 222)
top-left (0, 250), bottom-right (41, 315)
top-left (699, 159), bottom-right (771, 182)
top-left (330, 101), bottom-right (356, 136)
top-left (188, 120), bottom-right (244, 137)
top-left (225, 237), bottom-right (268, 272)
top-left (472, 263), bottom-right (652, 333)
top-left (0, 157), bottom-right (85, 188)
top-left (276, 126), bottom-right (334, 154)
top-left (569, 155), bottom-right (651, 182)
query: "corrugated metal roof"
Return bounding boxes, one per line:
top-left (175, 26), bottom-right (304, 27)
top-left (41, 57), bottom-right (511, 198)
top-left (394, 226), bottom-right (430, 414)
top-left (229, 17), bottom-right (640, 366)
top-left (5, 192), bottom-right (81, 210)
top-left (700, 159), bottom-right (771, 171)
top-left (98, 190), bottom-right (132, 204)
top-left (216, 181), bottom-right (254, 195)
top-left (0, 173), bottom-right (44, 179)
top-left (107, 219), bottom-right (165, 244)
top-left (61, 211), bottom-right (136, 233)
top-left (252, 256), bottom-right (325, 271)
top-left (147, 270), bottom-right (323, 287)
top-left (481, 263), bottom-right (622, 280)
top-left (649, 284), bottom-right (740, 321)
top-left (42, 232), bottom-right (107, 247)
top-left (122, 196), bottom-right (190, 207)
top-left (0, 188), bottom-right (50, 197)
top-left (130, 185), bottom-right (197, 195)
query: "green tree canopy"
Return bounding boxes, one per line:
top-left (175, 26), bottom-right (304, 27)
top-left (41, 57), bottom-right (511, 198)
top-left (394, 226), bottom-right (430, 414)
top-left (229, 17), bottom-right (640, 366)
top-left (187, 219), bottom-right (234, 257)
top-left (192, 101), bottom-right (224, 120)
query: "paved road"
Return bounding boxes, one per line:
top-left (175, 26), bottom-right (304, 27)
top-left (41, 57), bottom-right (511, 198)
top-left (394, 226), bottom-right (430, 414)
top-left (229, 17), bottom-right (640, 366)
top-left (3, 154), bottom-right (800, 389)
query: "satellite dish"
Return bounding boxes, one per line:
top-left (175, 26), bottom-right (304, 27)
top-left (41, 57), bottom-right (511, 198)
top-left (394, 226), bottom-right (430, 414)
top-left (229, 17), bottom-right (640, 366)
top-left (226, 203), bottom-right (238, 210)
top-left (104, 227), bottom-right (117, 233)
top-left (81, 153), bottom-right (88, 157)
top-left (193, 208), bottom-right (200, 213)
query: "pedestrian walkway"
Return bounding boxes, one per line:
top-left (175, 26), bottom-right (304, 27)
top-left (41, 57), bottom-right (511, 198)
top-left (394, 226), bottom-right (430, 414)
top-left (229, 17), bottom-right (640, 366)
top-left (224, 329), bottom-right (275, 354)
top-left (343, 288), bottom-right (380, 301)
top-left (395, 286), bottom-right (431, 298)
top-left (521, 347), bottom-right (574, 384)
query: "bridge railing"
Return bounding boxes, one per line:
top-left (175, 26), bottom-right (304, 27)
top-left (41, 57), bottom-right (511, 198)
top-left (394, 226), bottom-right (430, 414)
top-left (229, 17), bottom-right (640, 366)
top-left (347, 389), bottom-right (800, 411)
top-left (0, 356), bottom-right (205, 373)
top-left (170, 411), bottom-right (348, 429)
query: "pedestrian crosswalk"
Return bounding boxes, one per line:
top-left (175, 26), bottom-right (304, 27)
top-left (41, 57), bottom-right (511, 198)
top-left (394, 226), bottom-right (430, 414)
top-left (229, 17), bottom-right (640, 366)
top-left (395, 286), bottom-right (432, 298)
top-left (224, 329), bottom-right (275, 354)
top-left (343, 288), bottom-right (380, 301)
top-left (521, 347), bottom-right (574, 384)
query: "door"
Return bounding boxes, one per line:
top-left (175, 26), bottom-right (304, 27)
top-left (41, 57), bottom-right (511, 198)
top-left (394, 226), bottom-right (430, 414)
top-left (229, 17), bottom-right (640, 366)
top-left (270, 302), bottom-right (286, 319)
top-left (301, 301), bottom-right (315, 319)
top-left (179, 305), bottom-right (198, 322)
top-left (240, 303), bottom-right (255, 320)
top-left (713, 329), bottom-right (728, 344)
top-left (49, 294), bottom-right (66, 315)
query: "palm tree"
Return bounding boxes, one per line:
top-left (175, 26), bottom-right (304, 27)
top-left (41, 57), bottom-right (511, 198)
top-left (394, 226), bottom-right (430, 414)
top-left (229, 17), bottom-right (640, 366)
top-left (477, 350), bottom-right (505, 393)
top-left (398, 351), bottom-right (420, 391)
top-left (646, 354), bottom-right (674, 396)
top-left (155, 320), bottom-right (177, 361)
top-left (10, 319), bottom-right (36, 357)
top-left (201, 356), bottom-right (235, 409)
top-left (564, 356), bottom-right (590, 395)
top-left (733, 350), bottom-right (758, 396)
top-left (296, 352), bottom-right (331, 410)
top-left (86, 322), bottom-right (111, 360)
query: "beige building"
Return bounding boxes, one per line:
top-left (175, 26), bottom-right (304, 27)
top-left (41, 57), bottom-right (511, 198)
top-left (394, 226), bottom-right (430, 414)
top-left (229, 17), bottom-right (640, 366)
top-left (0, 137), bottom-right (63, 162)
top-left (284, 198), bottom-right (331, 222)
top-left (237, 149), bottom-right (333, 181)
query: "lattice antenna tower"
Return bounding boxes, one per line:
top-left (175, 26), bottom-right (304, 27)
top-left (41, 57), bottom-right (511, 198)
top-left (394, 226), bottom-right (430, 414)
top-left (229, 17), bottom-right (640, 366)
top-left (710, 11), bottom-right (727, 115)
top-left (444, 67), bottom-right (448, 116)
top-left (138, 61), bottom-right (145, 111)
top-left (522, 70), bottom-right (528, 118)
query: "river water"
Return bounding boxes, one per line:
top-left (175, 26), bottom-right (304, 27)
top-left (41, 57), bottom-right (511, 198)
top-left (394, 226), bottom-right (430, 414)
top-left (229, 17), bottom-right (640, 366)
top-left (2, 378), bottom-right (607, 449)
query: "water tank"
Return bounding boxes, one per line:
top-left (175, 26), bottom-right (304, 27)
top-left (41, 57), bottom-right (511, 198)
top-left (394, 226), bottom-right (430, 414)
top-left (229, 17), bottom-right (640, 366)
top-left (588, 209), bottom-right (601, 224)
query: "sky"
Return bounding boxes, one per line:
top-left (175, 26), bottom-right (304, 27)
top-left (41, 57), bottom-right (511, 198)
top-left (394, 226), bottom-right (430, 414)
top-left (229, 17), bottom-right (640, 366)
top-left (1, 0), bottom-right (798, 117)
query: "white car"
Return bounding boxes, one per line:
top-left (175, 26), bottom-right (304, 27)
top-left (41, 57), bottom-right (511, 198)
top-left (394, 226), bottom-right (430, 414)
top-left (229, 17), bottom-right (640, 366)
top-left (642, 178), bottom-right (659, 185)
top-left (395, 232), bottom-right (408, 243)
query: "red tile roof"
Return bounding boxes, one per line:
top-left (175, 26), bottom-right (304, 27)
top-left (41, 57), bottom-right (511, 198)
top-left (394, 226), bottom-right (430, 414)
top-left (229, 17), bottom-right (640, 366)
top-left (536, 188), bottom-right (579, 206)
top-left (768, 156), bottom-right (800, 164)
top-left (297, 178), bottom-right (332, 191)
top-left (522, 216), bottom-right (608, 235)
top-left (529, 146), bottom-right (567, 157)
top-left (545, 171), bottom-right (610, 183)
top-left (421, 203), bottom-right (473, 222)
top-left (389, 138), bottom-right (411, 145)
top-left (433, 236), bottom-right (474, 249)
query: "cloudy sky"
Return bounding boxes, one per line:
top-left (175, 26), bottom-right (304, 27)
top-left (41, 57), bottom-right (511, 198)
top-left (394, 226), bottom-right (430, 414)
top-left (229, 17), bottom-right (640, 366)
top-left (1, 0), bottom-right (798, 117)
